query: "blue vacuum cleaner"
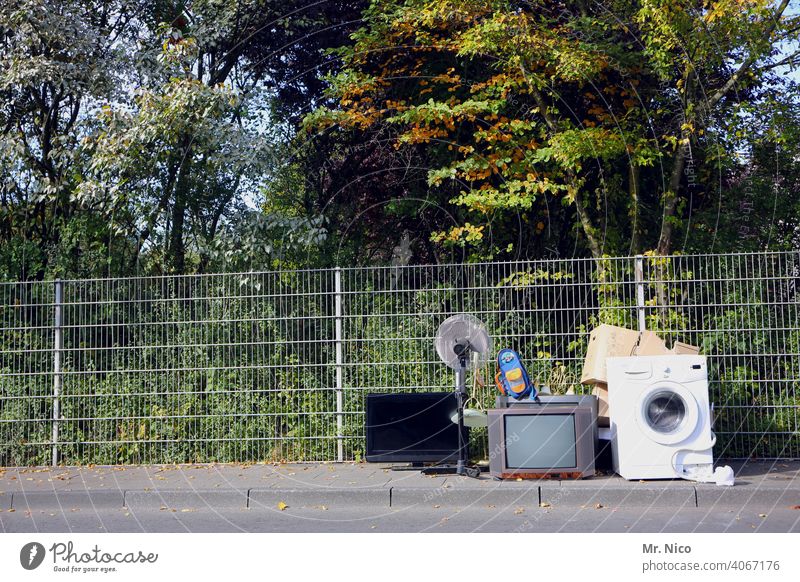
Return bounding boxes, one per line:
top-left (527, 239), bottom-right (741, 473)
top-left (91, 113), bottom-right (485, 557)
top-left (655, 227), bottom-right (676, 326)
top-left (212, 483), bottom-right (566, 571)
top-left (494, 348), bottom-right (538, 401)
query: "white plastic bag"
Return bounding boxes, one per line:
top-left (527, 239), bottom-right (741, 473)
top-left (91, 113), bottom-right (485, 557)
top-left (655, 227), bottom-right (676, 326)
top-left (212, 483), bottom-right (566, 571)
top-left (681, 463), bottom-right (735, 486)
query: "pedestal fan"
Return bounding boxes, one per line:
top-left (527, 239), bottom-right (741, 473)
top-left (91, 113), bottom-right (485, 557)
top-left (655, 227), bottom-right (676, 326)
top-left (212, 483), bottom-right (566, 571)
top-left (424, 313), bottom-right (493, 478)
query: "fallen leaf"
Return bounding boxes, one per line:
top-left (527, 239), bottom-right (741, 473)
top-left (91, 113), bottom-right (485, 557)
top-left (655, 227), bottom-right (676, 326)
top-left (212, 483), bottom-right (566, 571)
top-left (277, 501), bottom-right (288, 511)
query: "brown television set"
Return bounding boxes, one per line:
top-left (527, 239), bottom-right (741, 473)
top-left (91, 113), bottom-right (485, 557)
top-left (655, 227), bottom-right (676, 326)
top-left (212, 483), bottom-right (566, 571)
top-left (487, 405), bottom-right (596, 480)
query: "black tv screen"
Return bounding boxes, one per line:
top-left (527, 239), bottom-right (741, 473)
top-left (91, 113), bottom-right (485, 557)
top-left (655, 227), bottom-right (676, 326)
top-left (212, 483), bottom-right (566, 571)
top-left (365, 392), bottom-right (467, 463)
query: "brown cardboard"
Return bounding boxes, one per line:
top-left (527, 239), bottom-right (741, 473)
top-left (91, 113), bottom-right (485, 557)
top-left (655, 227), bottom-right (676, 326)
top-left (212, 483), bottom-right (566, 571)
top-left (635, 330), bottom-right (670, 356)
top-left (580, 324), bottom-right (640, 385)
top-left (672, 341), bottom-right (700, 355)
top-left (592, 383), bottom-right (610, 427)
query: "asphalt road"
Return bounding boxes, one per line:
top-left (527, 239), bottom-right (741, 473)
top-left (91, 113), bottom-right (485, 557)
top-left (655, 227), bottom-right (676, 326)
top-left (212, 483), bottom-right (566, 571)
top-left (2, 504), bottom-right (799, 533)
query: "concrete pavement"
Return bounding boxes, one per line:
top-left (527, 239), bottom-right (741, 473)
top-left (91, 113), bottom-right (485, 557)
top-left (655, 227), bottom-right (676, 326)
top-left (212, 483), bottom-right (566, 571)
top-left (2, 460), bottom-right (799, 532)
top-left (0, 460), bottom-right (797, 515)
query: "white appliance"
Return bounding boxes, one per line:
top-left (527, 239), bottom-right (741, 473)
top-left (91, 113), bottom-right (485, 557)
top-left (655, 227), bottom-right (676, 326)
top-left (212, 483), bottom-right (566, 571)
top-left (607, 354), bottom-right (715, 480)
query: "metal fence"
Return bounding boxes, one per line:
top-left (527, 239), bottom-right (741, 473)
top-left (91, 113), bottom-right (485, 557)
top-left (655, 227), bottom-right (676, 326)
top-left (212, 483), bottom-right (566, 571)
top-left (1, 251), bottom-right (798, 465)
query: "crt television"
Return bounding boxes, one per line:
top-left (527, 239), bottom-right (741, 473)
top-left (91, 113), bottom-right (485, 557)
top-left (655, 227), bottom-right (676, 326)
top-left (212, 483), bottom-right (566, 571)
top-left (495, 394), bottom-right (599, 450)
top-left (366, 392), bottom-right (468, 463)
top-left (488, 405), bottom-right (596, 479)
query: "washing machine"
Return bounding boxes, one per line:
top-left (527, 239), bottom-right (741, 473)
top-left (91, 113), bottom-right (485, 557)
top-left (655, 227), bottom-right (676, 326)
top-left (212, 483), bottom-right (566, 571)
top-left (606, 354), bottom-right (715, 480)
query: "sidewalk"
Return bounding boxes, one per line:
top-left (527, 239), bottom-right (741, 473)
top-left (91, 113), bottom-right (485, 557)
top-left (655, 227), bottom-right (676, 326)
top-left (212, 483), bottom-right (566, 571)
top-left (1, 460), bottom-right (798, 513)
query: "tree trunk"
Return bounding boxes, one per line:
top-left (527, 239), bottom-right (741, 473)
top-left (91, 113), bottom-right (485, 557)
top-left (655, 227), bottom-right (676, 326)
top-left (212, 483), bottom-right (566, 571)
top-left (629, 162), bottom-right (641, 254)
top-left (169, 143), bottom-right (192, 273)
top-left (656, 135), bottom-right (688, 256)
top-left (573, 187), bottom-right (602, 259)
top-left (526, 82), bottom-right (603, 258)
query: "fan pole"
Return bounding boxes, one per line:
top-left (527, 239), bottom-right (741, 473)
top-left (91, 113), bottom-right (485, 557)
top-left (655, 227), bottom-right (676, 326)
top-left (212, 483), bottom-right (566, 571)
top-left (455, 358), bottom-right (467, 475)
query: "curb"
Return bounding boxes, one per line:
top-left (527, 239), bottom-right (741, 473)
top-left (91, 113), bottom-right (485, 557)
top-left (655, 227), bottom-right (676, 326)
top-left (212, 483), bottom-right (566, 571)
top-left (389, 486), bottom-right (538, 509)
top-left (124, 489), bottom-right (249, 510)
top-left (695, 485), bottom-right (800, 509)
top-left (9, 490), bottom-right (124, 511)
top-left (539, 485), bottom-right (697, 508)
top-left (2, 485), bottom-right (797, 512)
top-left (248, 488), bottom-right (389, 509)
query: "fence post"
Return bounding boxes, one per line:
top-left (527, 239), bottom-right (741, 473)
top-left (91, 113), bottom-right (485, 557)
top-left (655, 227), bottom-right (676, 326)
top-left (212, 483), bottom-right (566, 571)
top-left (634, 255), bottom-right (646, 332)
top-left (52, 279), bottom-right (63, 466)
top-left (334, 267), bottom-right (344, 462)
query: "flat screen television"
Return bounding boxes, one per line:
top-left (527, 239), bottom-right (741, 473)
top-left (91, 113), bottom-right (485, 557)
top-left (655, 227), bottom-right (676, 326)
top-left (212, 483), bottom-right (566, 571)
top-left (366, 392), bottom-right (468, 463)
top-left (488, 405), bottom-right (596, 479)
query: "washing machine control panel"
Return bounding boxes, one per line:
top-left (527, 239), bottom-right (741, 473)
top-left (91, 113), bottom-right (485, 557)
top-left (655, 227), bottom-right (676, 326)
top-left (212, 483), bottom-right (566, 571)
top-left (613, 356), bottom-right (706, 383)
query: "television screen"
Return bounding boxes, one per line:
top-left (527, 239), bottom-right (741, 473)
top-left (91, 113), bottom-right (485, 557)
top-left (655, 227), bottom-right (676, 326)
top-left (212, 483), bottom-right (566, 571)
top-left (366, 392), bottom-right (467, 463)
top-left (488, 404), bottom-right (596, 479)
top-left (504, 413), bottom-right (577, 469)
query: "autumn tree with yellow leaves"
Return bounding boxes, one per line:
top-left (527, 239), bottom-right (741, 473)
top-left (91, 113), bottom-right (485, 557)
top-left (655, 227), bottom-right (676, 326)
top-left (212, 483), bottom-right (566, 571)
top-left (306, 0), bottom-right (799, 259)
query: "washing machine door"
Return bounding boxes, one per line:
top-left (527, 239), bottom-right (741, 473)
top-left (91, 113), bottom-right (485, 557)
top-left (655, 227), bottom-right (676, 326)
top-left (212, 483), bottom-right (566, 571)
top-left (635, 381), bottom-right (700, 445)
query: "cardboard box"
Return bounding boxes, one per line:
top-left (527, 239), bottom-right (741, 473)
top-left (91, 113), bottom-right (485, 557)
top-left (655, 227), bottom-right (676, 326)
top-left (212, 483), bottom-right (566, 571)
top-left (592, 382), bottom-right (610, 428)
top-left (580, 324), bottom-right (640, 385)
top-left (635, 330), bottom-right (670, 356)
top-left (672, 341), bottom-right (700, 355)
top-left (582, 326), bottom-right (700, 429)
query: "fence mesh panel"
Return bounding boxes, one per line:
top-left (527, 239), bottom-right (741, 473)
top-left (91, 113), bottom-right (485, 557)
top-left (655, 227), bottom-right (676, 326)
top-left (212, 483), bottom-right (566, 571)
top-left (0, 252), bottom-right (798, 465)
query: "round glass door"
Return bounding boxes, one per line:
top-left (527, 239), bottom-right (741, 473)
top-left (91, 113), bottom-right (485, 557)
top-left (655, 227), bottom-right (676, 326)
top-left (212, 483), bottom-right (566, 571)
top-left (644, 390), bottom-right (687, 434)
top-left (636, 382), bottom-right (699, 445)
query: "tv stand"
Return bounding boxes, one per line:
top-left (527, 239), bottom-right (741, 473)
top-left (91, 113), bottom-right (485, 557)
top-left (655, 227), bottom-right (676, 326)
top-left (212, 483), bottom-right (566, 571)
top-left (388, 462), bottom-right (486, 478)
top-left (389, 462), bottom-right (425, 471)
top-left (422, 464), bottom-right (482, 478)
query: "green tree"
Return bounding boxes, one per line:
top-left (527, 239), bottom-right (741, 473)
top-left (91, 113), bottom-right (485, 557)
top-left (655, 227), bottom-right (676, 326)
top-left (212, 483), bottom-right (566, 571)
top-left (0, 0), bottom-right (142, 279)
top-left (306, 0), bottom-right (800, 259)
top-left (1, 1), bottom-right (364, 278)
